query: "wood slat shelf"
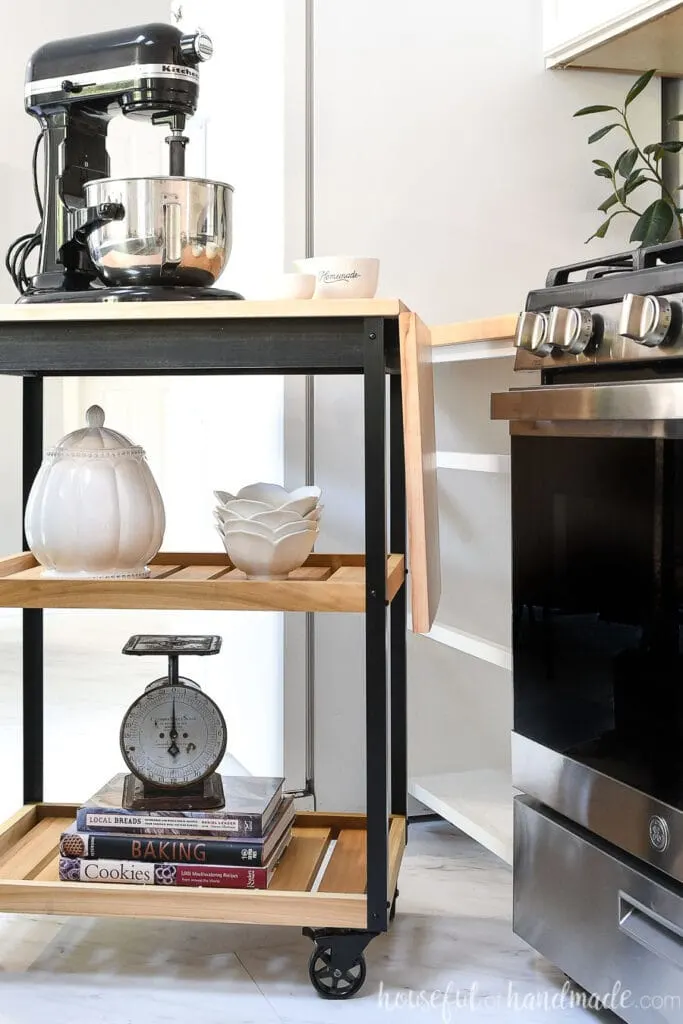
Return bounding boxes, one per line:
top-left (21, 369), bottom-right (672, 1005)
top-left (0, 805), bottom-right (406, 929)
top-left (0, 552), bottom-right (405, 613)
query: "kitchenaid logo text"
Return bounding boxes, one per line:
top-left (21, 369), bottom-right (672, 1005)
top-left (377, 981), bottom-right (681, 1018)
top-left (161, 64), bottom-right (199, 78)
top-left (318, 270), bottom-right (361, 284)
top-left (26, 63), bottom-right (199, 99)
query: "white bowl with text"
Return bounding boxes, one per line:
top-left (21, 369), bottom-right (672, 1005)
top-left (294, 257), bottom-right (379, 299)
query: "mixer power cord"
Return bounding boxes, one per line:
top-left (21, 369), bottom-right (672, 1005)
top-left (5, 132), bottom-right (44, 294)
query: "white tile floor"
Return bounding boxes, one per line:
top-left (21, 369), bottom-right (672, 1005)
top-left (0, 612), bottom-right (613, 1023)
top-left (226, 822), bottom-right (611, 1024)
top-left (0, 822), bottom-right (614, 1023)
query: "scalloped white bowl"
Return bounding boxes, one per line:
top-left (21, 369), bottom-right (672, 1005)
top-left (218, 519), bottom-right (318, 541)
top-left (218, 498), bottom-right (273, 519)
top-left (235, 482), bottom-right (292, 505)
top-left (214, 507), bottom-right (240, 524)
top-left (218, 523), bottom-right (317, 579)
top-left (214, 483), bottom-right (321, 514)
top-left (280, 495), bottom-right (320, 516)
top-left (213, 485), bottom-right (323, 572)
top-left (215, 504), bottom-right (324, 526)
top-left (251, 509), bottom-right (306, 529)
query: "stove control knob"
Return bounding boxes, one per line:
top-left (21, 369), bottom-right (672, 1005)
top-left (179, 32), bottom-right (214, 63)
top-left (619, 293), bottom-right (672, 347)
top-left (514, 311), bottom-right (552, 356)
top-left (547, 306), bottom-right (594, 354)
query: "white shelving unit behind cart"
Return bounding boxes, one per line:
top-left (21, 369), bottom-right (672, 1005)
top-left (542, 0), bottom-right (683, 73)
top-left (411, 315), bottom-right (528, 865)
top-left (409, 770), bottom-right (519, 865)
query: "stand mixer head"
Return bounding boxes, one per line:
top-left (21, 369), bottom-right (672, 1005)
top-left (13, 23), bottom-right (218, 298)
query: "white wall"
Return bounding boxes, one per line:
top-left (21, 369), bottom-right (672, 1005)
top-left (178, 0), bottom-right (287, 299)
top-left (310, 0), bottom-right (660, 808)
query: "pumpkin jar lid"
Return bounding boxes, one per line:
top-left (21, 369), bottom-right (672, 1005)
top-left (47, 405), bottom-right (145, 458)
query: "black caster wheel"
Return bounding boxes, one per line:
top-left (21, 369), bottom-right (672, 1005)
top-left (308, 946), bottom-right (367, 999)
top-left (389, 888), bottom-right (399, 921)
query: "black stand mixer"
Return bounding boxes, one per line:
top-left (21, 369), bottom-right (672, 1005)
top-left (9, 23), bottom-right (241, 303)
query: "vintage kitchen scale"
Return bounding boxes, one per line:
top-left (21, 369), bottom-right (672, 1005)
top-left (120, 634), bottom-right (227, 810)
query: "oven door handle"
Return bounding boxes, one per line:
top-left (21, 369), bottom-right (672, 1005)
top-left (619, 893), bottom-right (683, 970)
top-left (491, 379), bottom-right (683, 438)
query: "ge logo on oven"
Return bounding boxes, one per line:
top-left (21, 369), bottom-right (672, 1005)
top-left (649, 815), bottom-right (670, 853)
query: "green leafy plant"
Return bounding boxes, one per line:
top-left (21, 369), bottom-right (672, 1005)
top-left (575, 68), bottom-right (683, 246)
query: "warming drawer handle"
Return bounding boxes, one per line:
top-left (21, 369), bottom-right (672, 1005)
top-left (619, 893), bottom-right (683, 969)
top-left (491, 379), bottom-right (683, 422)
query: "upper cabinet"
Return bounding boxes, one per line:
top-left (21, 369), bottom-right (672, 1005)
top-left (544, 0), bottom-right (683, 73)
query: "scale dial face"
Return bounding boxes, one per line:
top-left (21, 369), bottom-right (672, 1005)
top-left (120, 682), bottom-right (227, 789)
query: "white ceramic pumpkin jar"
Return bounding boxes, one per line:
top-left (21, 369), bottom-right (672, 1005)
top-left (25, 405), bottom-right (165, 579)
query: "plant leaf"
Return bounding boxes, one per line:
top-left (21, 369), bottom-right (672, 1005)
top-left (630, 199), bottom-right (674, 245)
top-left (592, 159), bottom-right (614, 178)
top-left (624, 169), bottom-right (645, 186)
top-left (598, 193), bottom-right (620, 213)
top-left (624, 173), bottom-right (648, 196)
top-left (644, 140), bottom-right (683, 157)
top-left (616, 148), bottom-right (639, 177)
top-left (586, 211), bottom-right (624, 243)
top-left (574, 104), bottom-right (619, 116)
top-left (588, 124), bottom-right (620, 144)
top-left (613, 149), bottom-right (628, 173)
top-left (587, 220), bottom-right (612, 242)
top-left (668, 114), bottom-right (683, 122)
top-left (625, 69), bottom-right (656, 107)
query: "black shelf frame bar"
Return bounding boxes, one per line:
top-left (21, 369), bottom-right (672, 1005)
top-left (22, 375), bottom-right (43, 807)
top-left (8, 312), bottom-right (406, 935)
top-left (0, 316), bottom-right (401, 376)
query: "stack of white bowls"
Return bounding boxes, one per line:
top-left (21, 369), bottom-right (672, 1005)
top-left (214, 483), bottom-right (322, 579)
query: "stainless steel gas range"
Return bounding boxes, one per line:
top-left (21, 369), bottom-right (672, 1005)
top-left (492, 241), bottom-right (683, 1023)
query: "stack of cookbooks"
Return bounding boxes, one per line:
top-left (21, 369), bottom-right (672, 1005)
top-left (58, 775), bottom-right (293, 889)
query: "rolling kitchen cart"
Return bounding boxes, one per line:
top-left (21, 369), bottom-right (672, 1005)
top-left (0, 299), bottom-right (439, 998)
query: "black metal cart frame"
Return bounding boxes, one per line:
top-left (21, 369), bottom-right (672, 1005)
top-left (5, 310), bottom-right (407, 993)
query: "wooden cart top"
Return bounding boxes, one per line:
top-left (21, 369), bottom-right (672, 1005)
top-left (0, 298), bottom-right (410, 322)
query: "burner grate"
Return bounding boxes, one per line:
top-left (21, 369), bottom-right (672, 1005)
top-left (546, 239), bottom-right (683, 288)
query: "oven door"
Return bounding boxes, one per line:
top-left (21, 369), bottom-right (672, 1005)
top-left (493, 379), bottom-right (683, 881)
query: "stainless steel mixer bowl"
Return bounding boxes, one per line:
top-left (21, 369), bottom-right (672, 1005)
top-left (82, 177), bottom-right (233, 288)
